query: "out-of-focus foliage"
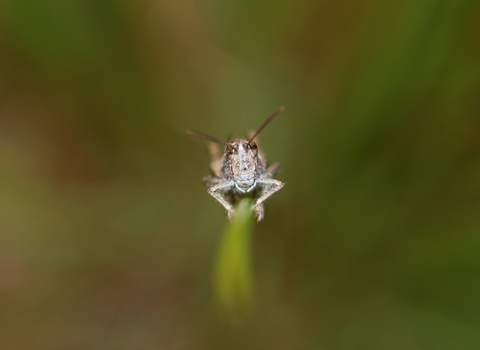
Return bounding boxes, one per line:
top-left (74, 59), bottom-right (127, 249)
top-left (0, 0), bottom-right (479, 349)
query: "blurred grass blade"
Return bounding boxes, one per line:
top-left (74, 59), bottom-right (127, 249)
top-left (214, 199), bottom-right (255, 319)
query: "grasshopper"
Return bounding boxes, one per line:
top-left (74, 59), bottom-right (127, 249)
top-left (187, 107), bottom-right (285, 222)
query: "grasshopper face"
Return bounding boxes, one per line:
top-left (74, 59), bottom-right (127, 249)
top-left (226, 140), bottom-right (259, 192)
top-left (187, 107), bottom-right (285, 222)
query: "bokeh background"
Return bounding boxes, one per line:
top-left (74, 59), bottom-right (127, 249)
top-left (1, 0), bottom-right (480, 349)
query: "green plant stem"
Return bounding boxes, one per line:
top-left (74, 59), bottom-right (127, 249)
top-left (214, 199), bottom-right (255, 319)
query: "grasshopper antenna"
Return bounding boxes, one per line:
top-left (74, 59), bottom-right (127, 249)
top-left (248, 106), bottom-right (284, 145)
top-left (186, 129), bottom-right (231, 147)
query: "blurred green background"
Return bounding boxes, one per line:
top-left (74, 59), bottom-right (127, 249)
top-left (1, 0), bottom-right (480, 349)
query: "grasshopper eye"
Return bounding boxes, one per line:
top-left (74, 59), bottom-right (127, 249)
top-left (249, 142), bottom-right (258, 156)
top-left (226, 143), bottom-right (238, 157)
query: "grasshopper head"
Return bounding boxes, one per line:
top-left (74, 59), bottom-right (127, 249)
top-left (226, 139), bottom-right (258, 187)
